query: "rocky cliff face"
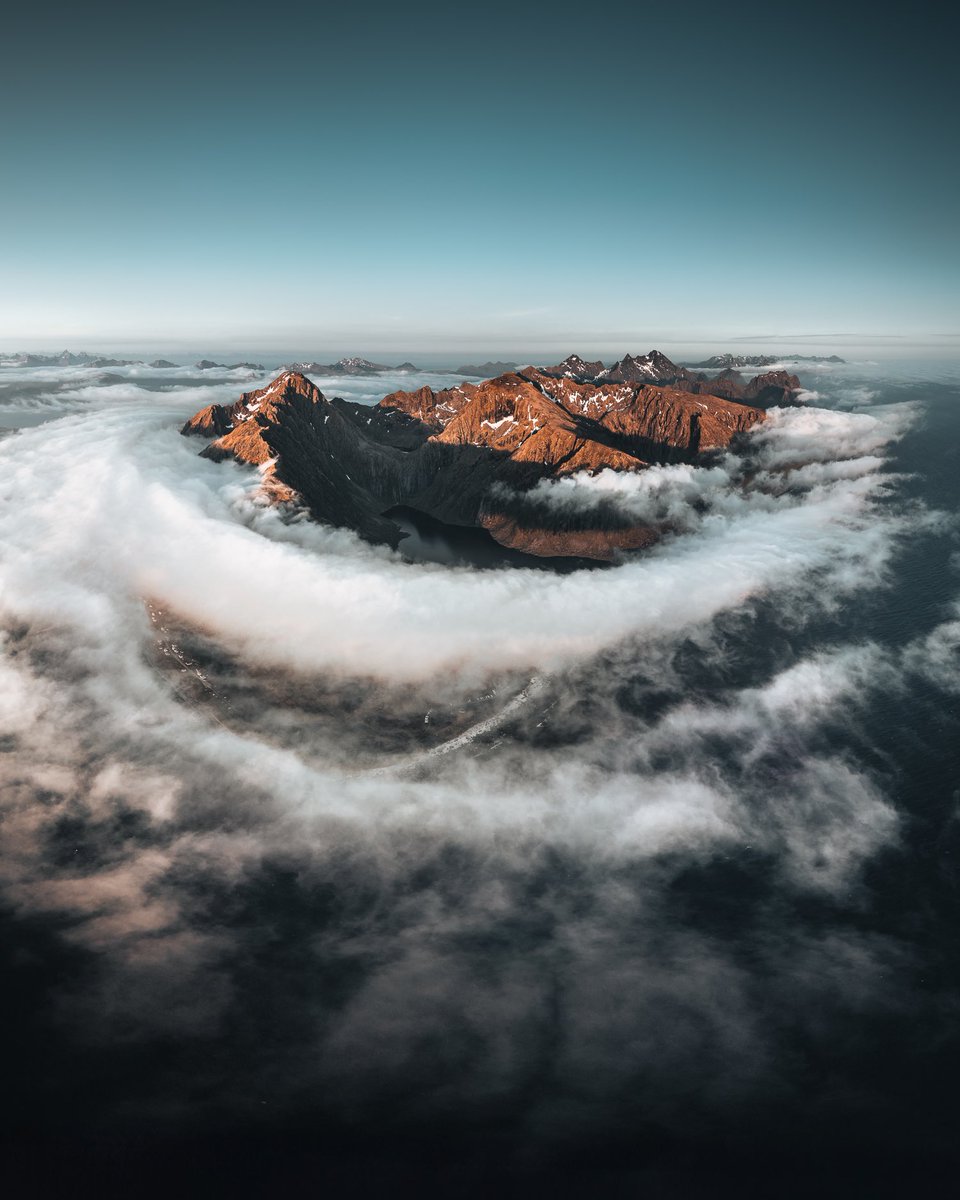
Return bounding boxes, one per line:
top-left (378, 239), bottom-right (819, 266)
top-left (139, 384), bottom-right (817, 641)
top-left (518, 368), bottom-right (762, 458)
top-left (542, 354), bottom-right (606, 379)
top-left (597, 350), bottom-right (687, 384)
top-left (181, 363), bottom-right (769, 561)
top-left (691, 367), bottom-right (803, 408)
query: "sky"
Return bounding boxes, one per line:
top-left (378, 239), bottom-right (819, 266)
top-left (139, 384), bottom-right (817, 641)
top-left (1, 0), bottom-right (957, 355)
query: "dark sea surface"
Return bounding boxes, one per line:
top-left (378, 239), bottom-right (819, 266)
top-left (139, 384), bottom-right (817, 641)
top-left (0, 358), bottom-right (958, 1196)
top-left (386, 504), bottom-right (600, 572)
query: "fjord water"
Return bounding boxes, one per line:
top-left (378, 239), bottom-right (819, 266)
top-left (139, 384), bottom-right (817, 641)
top-left (1, 356), bottom-right (958, 1196)
top-left (387, 504), bottom-right (600, 571)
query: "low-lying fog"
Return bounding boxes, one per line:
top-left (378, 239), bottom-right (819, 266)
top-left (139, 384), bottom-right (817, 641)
top-left (1, 356), bottom-right (958, 1188)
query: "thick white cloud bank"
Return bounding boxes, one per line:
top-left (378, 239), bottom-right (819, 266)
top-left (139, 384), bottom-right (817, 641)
top-left (0, 358), bottom-right (955, 1110)
top-left (0, 389), bottom-right (916, 682)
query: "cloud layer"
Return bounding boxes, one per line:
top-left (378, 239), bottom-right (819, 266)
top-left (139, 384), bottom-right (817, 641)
top-left (1, 359), bottom-right (958, 1180)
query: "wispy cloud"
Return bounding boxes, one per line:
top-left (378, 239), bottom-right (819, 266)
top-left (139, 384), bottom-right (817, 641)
top-left (0, 357), bottom-right (952, 1163)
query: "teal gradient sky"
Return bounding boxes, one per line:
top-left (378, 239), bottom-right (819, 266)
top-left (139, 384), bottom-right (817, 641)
top-left (2, 1), bottom-right (957, 354)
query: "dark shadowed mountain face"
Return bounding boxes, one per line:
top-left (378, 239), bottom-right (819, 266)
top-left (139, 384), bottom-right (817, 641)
top-left (1, 356), bottom-right (960, 1198)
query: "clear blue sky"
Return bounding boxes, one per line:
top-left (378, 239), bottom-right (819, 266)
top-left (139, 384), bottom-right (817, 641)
top-left (2, 0), bottom-right (957, 356)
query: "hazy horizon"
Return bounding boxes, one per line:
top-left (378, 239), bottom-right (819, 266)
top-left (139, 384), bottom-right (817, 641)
top-left (6, 333), bottom-right (960, 369)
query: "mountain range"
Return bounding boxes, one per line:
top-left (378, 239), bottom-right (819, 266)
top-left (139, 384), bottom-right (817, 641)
top-left (181, 352), bottom-right (795, 560)
top-left (454, 360), bottom-right (519, 376)
top-left (540, 351), bottom-right (801, 407)
top-left (284, 357), bottom-right (419, 376)
top-left (195, 359), bottom-right (265, 371)
top-left (1, 350), bottom-right (143, 367)
top-left (691, 353), bottom-right (846, 368)
top-left (0, 350), bottom-right (266, 370)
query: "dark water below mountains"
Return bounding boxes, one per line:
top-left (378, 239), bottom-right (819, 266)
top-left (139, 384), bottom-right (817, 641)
top-left (387, 504), bottom-right (600, 572)
top-left (2, 366), bottom-right (959, 1198)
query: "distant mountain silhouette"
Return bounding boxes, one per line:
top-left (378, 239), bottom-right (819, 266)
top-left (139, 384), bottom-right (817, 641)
top-left (285, 357), bottom-right (420, 376)
top-left (692, 353), bottom-right (845, 368)
top-left (195, 359), bottom-right (265, 371)
top-left (454, 360), bottom-right (518, 377)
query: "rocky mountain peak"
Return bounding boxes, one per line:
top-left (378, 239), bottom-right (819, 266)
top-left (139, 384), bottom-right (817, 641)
top-left (598, 350), bottom-right (684, 383)
top-left (543, 354), bottom-right (607, 379)
top-left (180, 365), bottom-right (771, 561)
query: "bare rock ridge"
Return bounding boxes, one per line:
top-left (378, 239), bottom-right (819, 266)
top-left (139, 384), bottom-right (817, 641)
top-left (542, 354), bottom-right (606, 379)
top-left (540, 349), bottom-right (802, 408)
top-left (181, 355), bottom-right (782, 560)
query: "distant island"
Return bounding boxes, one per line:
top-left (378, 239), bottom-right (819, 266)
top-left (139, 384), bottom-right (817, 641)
top-left (454, 360), bottom-right (519, 377)
top-left (285, 357), bottom-right (419, 376)
top-left (690, 353), bottom-right (845, 368)
top-left (195, 359), bottom-right (265, 371)
top-left (0, 350), bottom-right (271, 371)
top-left (181, 351), bottom-right (802, 561)
top-left (0, 350), bottom-right (142, 368)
